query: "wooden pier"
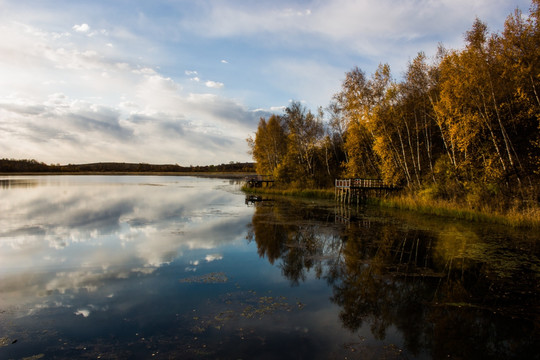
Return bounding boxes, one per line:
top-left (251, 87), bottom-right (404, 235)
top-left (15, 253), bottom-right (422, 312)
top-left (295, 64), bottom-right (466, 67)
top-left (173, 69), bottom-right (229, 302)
top-left (335, 178), bottom-right (399, 204)
top-left (244, 175), bottom-right (274, 188)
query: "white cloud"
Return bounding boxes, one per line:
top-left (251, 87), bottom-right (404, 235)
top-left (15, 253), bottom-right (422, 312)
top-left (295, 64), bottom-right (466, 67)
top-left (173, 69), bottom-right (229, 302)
top-left (205, 80), bottom-right (224, 89)
top-left (0, 18), bottom-right (260, 164)
top-left (269, 106), bottom-right (286, 112)
top-left (132, 67), bottom-right (157, 75)
top-left (72, 23), bottom-right (90, 33)
top-left (267, 58), bottom-right (343, 108)
top-left (0, 90), bottom-right (257, 165)
top-left (181, 0), bottom-right (529, 67)
top-left (220, 59), bottom-right (229, 64)
top-left (75, 309), bottom-right (91, 317)
top-left (205, 254), bottom-right (223, 262)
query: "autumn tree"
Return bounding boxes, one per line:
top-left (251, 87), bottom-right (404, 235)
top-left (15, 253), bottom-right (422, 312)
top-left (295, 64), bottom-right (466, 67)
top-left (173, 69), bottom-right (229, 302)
top-left (277, 101), bottom-right (325, 187)
top-left (247, 114), bottom-right (287, 176)
top-left (248, 102), bottom-right (328, 188)
top-left (434, 14), bottom-right (539, 205)
top-left (498, 1), bottom-right (540, 183)
top-left (331, 66), bottom-right (380, 179)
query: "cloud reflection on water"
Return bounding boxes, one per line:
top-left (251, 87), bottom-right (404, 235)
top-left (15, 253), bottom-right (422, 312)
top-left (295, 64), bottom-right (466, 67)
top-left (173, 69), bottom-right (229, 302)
top-left (0, 176), bottom-right (251, 310)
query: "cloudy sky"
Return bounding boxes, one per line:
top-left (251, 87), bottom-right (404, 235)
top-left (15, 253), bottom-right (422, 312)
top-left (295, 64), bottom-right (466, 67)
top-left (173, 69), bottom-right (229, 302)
top-left (0, 0), bottom-right (531, 165)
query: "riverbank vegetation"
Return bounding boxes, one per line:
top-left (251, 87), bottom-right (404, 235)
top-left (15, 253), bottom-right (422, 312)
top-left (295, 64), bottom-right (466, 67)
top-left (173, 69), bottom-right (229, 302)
top-left (247, 1), bottom-right (540, 226)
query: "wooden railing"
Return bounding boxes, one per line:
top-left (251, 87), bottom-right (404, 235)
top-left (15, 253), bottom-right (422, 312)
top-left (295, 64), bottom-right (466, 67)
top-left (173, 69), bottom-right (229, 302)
top-left (335, 178), bottom-right (388, 189)
top-left (244, 174), bottom-right (274, 188)
top-left (335, 178), bottom-right (399, 204)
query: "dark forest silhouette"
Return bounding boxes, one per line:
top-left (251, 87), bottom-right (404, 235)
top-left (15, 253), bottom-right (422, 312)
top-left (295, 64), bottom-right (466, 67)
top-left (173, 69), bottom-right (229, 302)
top-left (0, 158), bottom-right (254, 174)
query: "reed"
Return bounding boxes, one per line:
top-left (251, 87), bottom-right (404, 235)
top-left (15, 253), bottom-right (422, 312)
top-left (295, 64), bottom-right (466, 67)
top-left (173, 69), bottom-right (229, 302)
top-left (375, 194), bottom-right (540, 228)
top-left (504, 206), bottom-right (540, 228)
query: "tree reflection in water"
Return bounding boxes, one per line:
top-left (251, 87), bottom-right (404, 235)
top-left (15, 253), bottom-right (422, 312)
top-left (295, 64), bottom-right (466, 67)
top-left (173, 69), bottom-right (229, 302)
top-left (247, 199), bottom-right (539, 359)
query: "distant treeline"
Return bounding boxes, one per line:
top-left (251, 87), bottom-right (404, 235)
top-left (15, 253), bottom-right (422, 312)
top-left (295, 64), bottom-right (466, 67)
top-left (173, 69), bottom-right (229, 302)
top-left (0, 159), bottom-right (255, 173)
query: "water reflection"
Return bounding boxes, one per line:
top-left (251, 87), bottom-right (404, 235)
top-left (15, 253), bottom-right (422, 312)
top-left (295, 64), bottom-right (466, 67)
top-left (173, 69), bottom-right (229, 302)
top-left (1, 176), bottom-right (376, 359)
top-left (247, 201), bottom-right (341, 286)
top-left (248, 200), bottom-right (539, 359)
top-left (0, 176), bottom-right (251, 311)
top-left (0, 178), bottom-right (38, 188)
top-left (1, 176), bottom-right (538, 359)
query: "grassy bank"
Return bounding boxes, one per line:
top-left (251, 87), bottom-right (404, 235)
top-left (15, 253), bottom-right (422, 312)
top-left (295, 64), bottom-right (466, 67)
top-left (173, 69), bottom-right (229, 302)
top-left (373, 195), bottom-right (540, 229)
top-left (242, 185), bottom-right (540, 228)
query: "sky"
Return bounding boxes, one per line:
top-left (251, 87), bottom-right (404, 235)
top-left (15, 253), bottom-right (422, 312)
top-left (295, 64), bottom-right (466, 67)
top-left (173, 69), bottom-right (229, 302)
top-left (0, 0), bottom-right (532, 165)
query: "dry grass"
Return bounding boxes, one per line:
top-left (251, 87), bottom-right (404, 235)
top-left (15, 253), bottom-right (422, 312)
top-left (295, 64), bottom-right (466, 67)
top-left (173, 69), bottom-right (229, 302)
top-left (376, 194), bottom-right (540, 228)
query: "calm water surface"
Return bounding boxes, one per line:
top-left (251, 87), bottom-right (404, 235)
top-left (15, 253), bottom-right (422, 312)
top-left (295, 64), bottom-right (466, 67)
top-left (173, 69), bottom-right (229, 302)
top-left (0, 176), bottom-right (538, 359)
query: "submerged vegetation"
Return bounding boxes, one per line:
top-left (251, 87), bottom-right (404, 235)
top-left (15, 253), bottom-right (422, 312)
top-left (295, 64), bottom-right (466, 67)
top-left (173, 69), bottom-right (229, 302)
top-left (247, 1), bottom-right (540, 226)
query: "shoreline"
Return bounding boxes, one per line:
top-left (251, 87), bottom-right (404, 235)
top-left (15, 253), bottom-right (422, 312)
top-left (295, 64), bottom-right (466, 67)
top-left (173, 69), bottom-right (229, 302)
top-left (242, 186), bottom-right (540, 229)
top-left (3, 173), bottom-right (538, 228)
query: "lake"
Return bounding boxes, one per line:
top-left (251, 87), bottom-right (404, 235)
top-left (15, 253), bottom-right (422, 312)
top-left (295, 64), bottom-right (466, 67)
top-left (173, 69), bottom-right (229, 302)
top-left (0, 175), bottom-right (538, 359)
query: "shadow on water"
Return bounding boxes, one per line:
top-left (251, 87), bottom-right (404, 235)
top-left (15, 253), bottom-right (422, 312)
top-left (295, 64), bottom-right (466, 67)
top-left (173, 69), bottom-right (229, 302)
top-left (247, 198), bottom-right (539, 359)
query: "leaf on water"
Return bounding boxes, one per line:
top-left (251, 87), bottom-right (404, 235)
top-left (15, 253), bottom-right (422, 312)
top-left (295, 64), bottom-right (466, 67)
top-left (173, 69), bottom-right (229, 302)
top-left (22, 355), bottom-right (45, 360)
top-left (0, 337), bottom-right (10, 347)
